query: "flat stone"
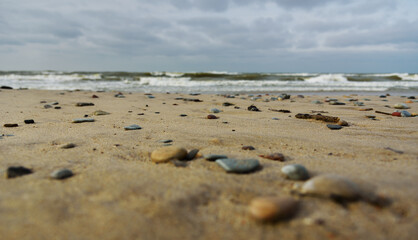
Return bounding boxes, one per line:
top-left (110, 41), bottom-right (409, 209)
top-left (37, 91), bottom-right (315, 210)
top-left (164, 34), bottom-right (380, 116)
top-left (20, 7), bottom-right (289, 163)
top-left (242, 146), bottom-right (255, 150)
top-left (249, 197), bottom-right (299, 222)
top-left (400, 111), bottom-right (412, 117)
top-left (215, 158), bottom-right (260, 173)
top-left (147, 95), bottom-right (155, 99)
top-left (327, 124), bottom-right (343, 130)
top-left (185, 149), bottom-right (199, 161)
top-left (61, 143), bottom-right (76, 149)
top-left (204, 154), bottom-right (228, 161)
top-left (3, 123), bottom-right (18, 127)
top-left (72, 118), bottom-right (95, 123)
top-left (281, 164), bottom-right (310, 180)
top-left (258, 153), bottom-right (285, 161)
top-left (50, 169), bottom-right (73, 180)
top-left (151, 146), bottom-right (187, 163)
top-left (158, 139), bottom-right (173, 144)
top-left (124, 124), bottom-right (142, 130)
top-left (359, 108), bottom-right (373, 111)
top-left (6, 166), bottom-right (33, 178)
top-left (329, 101), bottom-right (346, 105)
top-left (24, 119), bottom-right (35, 124)
top-left (311, 100), bottom-right (322, 104)
top-left (76, 102), bottom-right (95, 107)
top-left (93, 110), bottom-right (110, 116)
top-left (210, 108), bottom-right (221, 113)
top-left (394, 103), bottom-right (410, 109)
top-left (1, 86), bottom-right (13, 89)
top-left (115, 94), bottom-right (125, 98)
top-left (301, 174), bottom-right (360, 200)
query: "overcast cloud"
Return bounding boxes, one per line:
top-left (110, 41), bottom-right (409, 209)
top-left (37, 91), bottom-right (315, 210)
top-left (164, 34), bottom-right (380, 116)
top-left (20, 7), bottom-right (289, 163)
top-left (0, 0), bottom-right (417, 72)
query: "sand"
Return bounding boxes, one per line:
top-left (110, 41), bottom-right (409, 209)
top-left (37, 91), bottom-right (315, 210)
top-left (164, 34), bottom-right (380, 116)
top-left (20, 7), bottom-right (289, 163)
top-left (0, 89), bottom-right (417, 240)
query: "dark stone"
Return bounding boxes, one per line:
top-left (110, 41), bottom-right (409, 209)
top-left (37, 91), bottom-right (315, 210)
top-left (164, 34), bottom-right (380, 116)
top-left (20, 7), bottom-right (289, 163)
top-left (222, 102), bottom-right (234, 106)
top-left (242, 146), bottom-right (255, 150)
top-left (185, 149), bottom-right (199, 161)
top-left (180, 114), bottom-right (188, 117)
top-left (6, 166), bottom-right (33, 178)
top-left (207, 114), bottom-right (218, 119)
top-left (1, 86), bottom-right (13, 89)
top-left (3, 123), bottom-right (18, 127)
top-left (54, 106), bottom-right (61, 109)
top-left (92, 95), bottom-right (99, 98)
top-left (44, 104), bottom-right (52, 109)
top-left (248, 105), bottom-right (261, 112)
top-left (407, 96), bottom-right (416, 99)
top-left (76, 102), bottom-right (95, 107)
top-left (24, 119), bottom-right (35, 124)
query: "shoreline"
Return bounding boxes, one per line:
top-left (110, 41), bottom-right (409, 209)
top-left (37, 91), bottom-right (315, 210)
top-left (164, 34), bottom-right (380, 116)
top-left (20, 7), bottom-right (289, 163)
top-left (1, 89), bottom-right (417, 240)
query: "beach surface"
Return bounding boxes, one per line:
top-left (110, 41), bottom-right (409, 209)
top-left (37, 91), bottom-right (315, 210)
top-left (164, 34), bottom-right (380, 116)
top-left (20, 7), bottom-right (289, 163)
top-left (0, 89), bottom-right (417, 240)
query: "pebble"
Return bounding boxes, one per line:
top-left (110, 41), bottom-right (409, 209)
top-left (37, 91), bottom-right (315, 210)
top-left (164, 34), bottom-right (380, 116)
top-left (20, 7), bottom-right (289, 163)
top-left (1, 86), bottom-right (13, 89)
top-left (365, 115), bottom-right (376, 119)
top-left (392, 112), bottom-right (401, 117)
top-left (258, 153), bottom-right (285, 161)
top-left (76, 102), bottom-right (95, 107)
top-left (151, 146), bottom-right (187, 163)
top-left (207, 114), bottom-right (218, 119)
top-left (158, 139), bottom-right (173, 144)
top-left (92, 94), bottom-right (99, 98)
top-left (54, 106), bottom-right (61, 109)
top-left (185, 149), bottom-right (199, 161)
top-left (44, 104), bottom-right (52, 109)
top-left (248, 105), bottom-right (261, 112)
top-left (24, 119), bottom-right (35, 124)
top-left (407, 96), bottom-right (416, 99)
top-left (325, 98), bottom-right (338, 102)
top-left (115, 94), bottom-right (125, 98)
top-left (400, 111), bottom-right (412, 117)
top-left (179, 114), bottom-right (187, 117)
top-left (147, 95), bottom-right (155, 99)
top-left (394, 103), bottom-right (410, 109)
top-left (72, 118), bottom-right (95, 123)
top-left (210, 108), bottom-right (221, 113)
top-left (329, 101), bottom-right (346, 105)
top-left (3, 123), bottom-right (18, 127)
top-left (61, 143), bottom-right (76, 149)
top-left (6, 166), bottom-right (33, 178)
top-left (353, 101), bottom-right (364, 106)
top-left (249, 197), bottom-right (299, 222)
top-left (359, 108), bottom-right (373, 111)
top-left (204, 154), bottom-right (228, 161)
top-left (337, 120), bottom-right (348, 126)
top-left (311, 100), bottom-right (322, 104)
top-left (326, 124), bottom-right (343, 130)
top-left (215, 158), bottom-right (260, 173)
top-left (281, 164), bottom-right (310, 180)
top-left (301, 174), bottom-right (360, 200)
top-left (124, 124), bottom-right (142, 130)
top-left (242, 146), bottom-right (255, 150)
top-left (272, 117), bottom-right (279, 120)
top-left (93, 110), bottom-right (110, 116)
top-left (50, 169), bottom-right (73, 180)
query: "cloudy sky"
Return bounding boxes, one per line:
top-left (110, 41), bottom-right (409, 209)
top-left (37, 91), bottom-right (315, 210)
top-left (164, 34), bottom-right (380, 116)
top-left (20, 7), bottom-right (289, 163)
top-left (1, 0), bottom-right (417, 72)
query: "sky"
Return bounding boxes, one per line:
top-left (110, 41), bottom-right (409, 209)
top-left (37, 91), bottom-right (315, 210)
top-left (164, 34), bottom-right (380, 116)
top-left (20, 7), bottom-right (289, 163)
top-left (0, 0), bottom-right (417, 73)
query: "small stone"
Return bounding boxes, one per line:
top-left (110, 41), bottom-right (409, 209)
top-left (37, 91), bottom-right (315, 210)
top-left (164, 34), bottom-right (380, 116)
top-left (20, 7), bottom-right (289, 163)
top-left (24, 119), bottom-right (35, 124)
top-left (379, 95), bottom-right (386, 98)
top-left (329, 101), bottom-right (345, 105)
top-left (258, 153), bottom-right (285, 161)
top-left (51, 102), bottom-right (59, 105)
top-left (204, 154), bottom-right (228, 161)
top-left (151, 146), bottom-right (187, 163)
top-left (326, 124), bottom-right (343, 130)
top-left (76, 102), bottom-right (94, 107)
top-left (400, 111), bottom-right (412, 117)
top-left (93, 110), bottom-right (110, 116)
top-left (3, 123), bottom-right (18, 127)
top-left (325, 98), bottom-right (338, 102)
top-left (249, 197), bottom-right (299, 222)
top-left (158, 139), bottom-right (173, 144)
top-left (50, 169), bottom-right (73, 180)
top-left (61, 143), bottom-right (76, 149)
top-left (407, 96), bottom-right (415, 99)
top-left (223, 102), bottom-right (234, 106)
top-left (359, 108), bottom-right (373, 111)
top-left (207, 114), bottom-right (218, 119)
top-left (394, 103), bottom-right (410, 109)
top-left (216, 158), bottom-right (260, 173)
top-left (281, 164), bottom-right (310, 180)
top-left (179, 114), bottom-right (188, 117)
top-left (301, 174), bottom-right (360, 200)
top-left (392, 112), bottom-right (401, 117)
top-left (248, 105), bottom-right (260, 112)
top-left (242, 146), bottom-right (255, 150)
top-left (92, 94), bottom-right (99, 98)
top-left (185, 149), bottom-right (199, 161)
top-left (353, 102), bottom-right (364, 106)
top-left (337, 120), bottom-right (348, 126)
top-left (54, 106), bottom-right (61, 109)
top-left (147, 95), bottom-right (155, 99)
top-left (124, 124), bottom-right (142, 130)
top-left (115, 94), bottom-right (125, 98)
top-left (1, 86), bottom-right (13, 89)
top-left (72, 118), bottom-right (95, 123)
top-left (311, 100), bottom-right (322, 104)
top-left (210, 108), bottom-right (221, 113)
top-left (44, 104), bottom-right (52, 109)
top-left (6, 166), bottom-right (33, 178)
top-left (272, 117), bottom-right (279, 120)
top-left (365, 115), bottom-right (376, 119)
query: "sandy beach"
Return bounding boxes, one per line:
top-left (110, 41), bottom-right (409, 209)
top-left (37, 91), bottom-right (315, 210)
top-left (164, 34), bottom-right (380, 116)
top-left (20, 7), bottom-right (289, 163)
top-left (0, 89), bottom-right (417, 240)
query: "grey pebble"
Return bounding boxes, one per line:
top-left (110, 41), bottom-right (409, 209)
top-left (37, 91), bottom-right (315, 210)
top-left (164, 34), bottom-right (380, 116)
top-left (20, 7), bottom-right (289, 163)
top-left (204, 154), bottom-right (228, 161)
top-left (210, 108), bottom-right (221, 113)
top-left (158, 139), bottom-right (173, 143)
top-left (216, 158), bottom-right (260, 173)
top-left (124, 124), bottom-right (142, 130)
top-left (50, 169), bottom-right (74, 180)
top-left (72, 118), bottom-right (95, 123)
top-left (281, 164), bottom-right (310, 180)
top-left (185, 149), bottom-right (199, 161)
top-left (326, 124), bottom-right (343, 130)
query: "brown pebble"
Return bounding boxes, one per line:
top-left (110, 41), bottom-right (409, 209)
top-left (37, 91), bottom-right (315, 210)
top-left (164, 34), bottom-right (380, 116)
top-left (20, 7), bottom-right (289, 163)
top-left (337, 120), bottom-right (348, 126)
top-left (151, 146), bottom-right (187, 163)
top-left (207, 114), bottom-right (218, 119)
top-left (92, 95), bottom-right (99, 98)
top-left (242, 146), bottom-right (255, 150)
top-left (249, 197), bottom-right (299, 222)
top-left (359, 108), bottom-right (373, 111)
top-left (3, 123), bottom-right (18, 128)
top-left (259, 153), bottom-right (285, 161)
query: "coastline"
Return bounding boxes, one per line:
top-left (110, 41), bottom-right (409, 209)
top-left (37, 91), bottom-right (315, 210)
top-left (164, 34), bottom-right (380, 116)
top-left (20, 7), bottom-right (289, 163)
top-left (1, 89), bottom-right (417, 240)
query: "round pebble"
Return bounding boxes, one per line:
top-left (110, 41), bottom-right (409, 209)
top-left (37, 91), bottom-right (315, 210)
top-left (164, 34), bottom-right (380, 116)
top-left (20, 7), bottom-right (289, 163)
top-left (400, 111), bottom-right (412, 117)
top-left (50, 169), bottom-right (74, 180)
top-left (151, 146), bottom-right (187, 163)
top-left (301, 174), bottom-right (360, 200)
top-left (215, 158), bottom-right (260, 173)
top-left (249, 197), bottom-right (299, 222)
top-left (210, 108), bottom-right (221, 113)
top-left (337, 120), bottom-right (348, 126)
top-left (326, 124), bottom-right (343, 130)
top-left (281, 164), bottom-right (310, 180)
top-left (207, 114), bottom-right (218, 119)
top-left (394, 103), bottom-right (410, 109)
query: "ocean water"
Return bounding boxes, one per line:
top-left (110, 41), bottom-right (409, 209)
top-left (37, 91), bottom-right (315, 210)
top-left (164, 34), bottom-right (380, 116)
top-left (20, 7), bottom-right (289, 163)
top-left (1, 71), bottom-right (417, 94)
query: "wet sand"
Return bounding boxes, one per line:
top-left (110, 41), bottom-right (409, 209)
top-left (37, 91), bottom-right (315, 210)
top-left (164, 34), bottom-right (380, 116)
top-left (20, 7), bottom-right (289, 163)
top-left (0, 89), bottom-right (417, 240)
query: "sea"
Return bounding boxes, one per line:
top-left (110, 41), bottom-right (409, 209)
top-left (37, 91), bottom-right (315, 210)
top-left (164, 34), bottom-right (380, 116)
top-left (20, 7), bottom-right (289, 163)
top-left (1, 71), bottom-right (417, 95)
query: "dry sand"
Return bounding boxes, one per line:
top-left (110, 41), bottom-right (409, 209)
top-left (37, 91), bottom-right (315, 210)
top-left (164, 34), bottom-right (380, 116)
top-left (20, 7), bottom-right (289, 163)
top-left (0, 89), bottom-right (417, 240)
